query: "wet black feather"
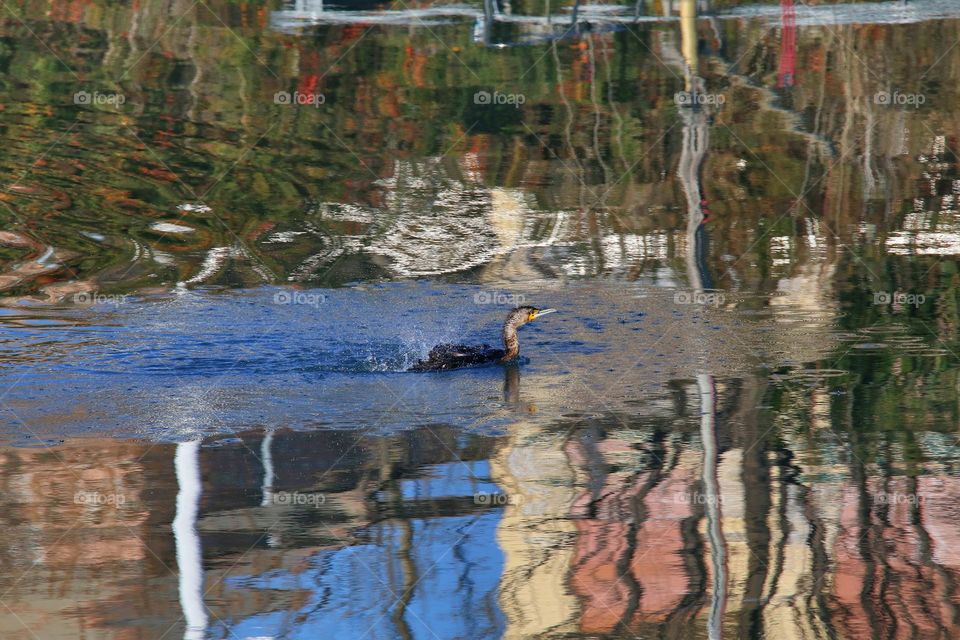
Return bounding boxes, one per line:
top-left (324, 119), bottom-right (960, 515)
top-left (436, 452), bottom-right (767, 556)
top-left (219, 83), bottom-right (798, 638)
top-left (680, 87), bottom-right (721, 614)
top-left (408, 343), bottom-right (509, 371)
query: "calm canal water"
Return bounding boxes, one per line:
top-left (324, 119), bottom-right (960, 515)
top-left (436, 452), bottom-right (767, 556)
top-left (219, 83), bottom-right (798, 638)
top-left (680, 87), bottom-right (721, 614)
top-left (2, 0), bottom-right (960, 637)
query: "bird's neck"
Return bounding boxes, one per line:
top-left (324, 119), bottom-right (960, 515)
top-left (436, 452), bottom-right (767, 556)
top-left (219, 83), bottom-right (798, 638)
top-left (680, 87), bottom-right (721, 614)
top-left (502, 322), bottom-right (520, 360)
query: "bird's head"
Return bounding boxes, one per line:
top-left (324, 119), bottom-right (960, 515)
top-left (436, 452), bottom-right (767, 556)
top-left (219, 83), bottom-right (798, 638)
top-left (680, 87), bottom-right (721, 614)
top-left (506, 305), bottom-right (557, 328)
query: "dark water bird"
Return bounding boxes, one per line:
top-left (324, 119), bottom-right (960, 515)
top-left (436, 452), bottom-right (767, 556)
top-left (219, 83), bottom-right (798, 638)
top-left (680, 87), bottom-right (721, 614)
top-left (409, 306), bottom-right (557, 372)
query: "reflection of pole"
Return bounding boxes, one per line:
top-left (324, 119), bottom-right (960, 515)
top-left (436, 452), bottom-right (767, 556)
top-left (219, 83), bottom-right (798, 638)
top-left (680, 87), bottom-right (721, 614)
top-left (679, 111), bottom-right (710, 291)
top-left (260, 430), bottom-right (282, 547)
top-left (680, 0), bottom-right (698, 83)
top-left (679, 2), bottom-right (725, 635)
top-left (174, 441), bottom-right (208, 640)
top-left (477, 0), bottom-right (495, 45)
top-left (699, 374), bottom-right (725, 640)
top-left (678, 0), bottom-right (712, 292)
top-left (260, 430), bottom-right (275, 507)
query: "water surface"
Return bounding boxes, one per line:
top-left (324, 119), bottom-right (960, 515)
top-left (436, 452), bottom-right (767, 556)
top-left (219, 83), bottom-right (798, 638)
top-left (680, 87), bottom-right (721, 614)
top-left (2, 0), bottom-right (960, 637)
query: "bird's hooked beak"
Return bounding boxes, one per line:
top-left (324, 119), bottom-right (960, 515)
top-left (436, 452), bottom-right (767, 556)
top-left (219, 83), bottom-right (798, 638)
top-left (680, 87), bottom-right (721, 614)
top-left (533, 308), bottom-right (557, 320)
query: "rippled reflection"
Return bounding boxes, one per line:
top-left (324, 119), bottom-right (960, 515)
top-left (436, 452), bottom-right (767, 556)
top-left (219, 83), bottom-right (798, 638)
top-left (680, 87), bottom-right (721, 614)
top-left (1, 0), bottom-right (959, 298)
top-left (3, 0), bottom-right (960, 636)
top-left (3, 372), bottom-right (960, 639)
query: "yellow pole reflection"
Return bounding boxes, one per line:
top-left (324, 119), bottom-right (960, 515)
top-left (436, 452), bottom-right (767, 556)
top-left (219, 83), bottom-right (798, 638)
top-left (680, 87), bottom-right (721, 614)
top-left (680, 0), bottom-right (698, 83)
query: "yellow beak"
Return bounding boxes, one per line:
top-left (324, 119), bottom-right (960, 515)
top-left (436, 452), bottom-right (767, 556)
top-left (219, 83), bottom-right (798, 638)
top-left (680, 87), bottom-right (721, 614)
top-left (533, 308), bottom-right (557, 319)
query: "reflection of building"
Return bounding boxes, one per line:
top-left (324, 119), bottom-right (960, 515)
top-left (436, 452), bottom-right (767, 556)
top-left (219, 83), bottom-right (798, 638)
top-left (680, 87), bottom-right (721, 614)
top-left (884, 135), bottom-right (960, 256)
top-left (0, 427), bottom-right (509, 639)
top-left (828, 475), bottom-right (960, 638)
top-left (489, 419), bottom-right (579, 637)
top-left (0, 439), bottom-right (173, 639)
top-left (769, 219), bottom-right (837, 333)
top-left (198, 428), bottom-right (511, 639)
top-left (567, 436), bottom-right (701, 633)
top-left (302, 157), bottom-right (574, 279)
top-left (304, 152), bottom-right (703, 283)
top-left (364, 158), bottom-right (562, 277)
top-left (6, 395), bottom-right (960, 637)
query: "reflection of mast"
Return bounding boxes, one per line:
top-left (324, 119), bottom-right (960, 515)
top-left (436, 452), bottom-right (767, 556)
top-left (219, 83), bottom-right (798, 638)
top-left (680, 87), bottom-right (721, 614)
top-left (476, 0), bottom-right (496, 46)
top-left (681, 0), bottom-right (698, 81)
top-left (678, 0), bottom-right (712, 292)
top-left (699, 374), bottom-right (726, 640)
top-left (173, 441), bottom-right (208, 640)
top-left (260, 430), bottom-right (283, 547)
top-left (680, 112), bottom-right (711, 291)
top-left (678, 2), bottom-right (725, 637)
top-left (260, 430), bottom-right (275, 507)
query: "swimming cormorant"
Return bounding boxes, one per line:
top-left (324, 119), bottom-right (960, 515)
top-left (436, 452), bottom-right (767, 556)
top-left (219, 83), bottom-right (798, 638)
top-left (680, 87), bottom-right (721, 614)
top-left (409, 306), bottom-right (557, 372)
